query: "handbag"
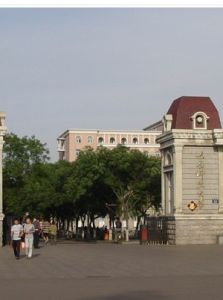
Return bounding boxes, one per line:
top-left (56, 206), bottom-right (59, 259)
top-left (21, 241), bottom-right (25, 249)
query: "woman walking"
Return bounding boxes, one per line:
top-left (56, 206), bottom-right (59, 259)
top-left (23, 217), bottom-right (35, 259)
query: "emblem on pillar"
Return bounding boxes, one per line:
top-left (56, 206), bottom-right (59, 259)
top-left (187, 201), bottom-right (198, 212)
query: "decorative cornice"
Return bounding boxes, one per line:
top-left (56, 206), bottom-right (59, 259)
top-left (213, 130), bottom-right (223, 145)
top-left (157, 129), bottom-right (223, 147)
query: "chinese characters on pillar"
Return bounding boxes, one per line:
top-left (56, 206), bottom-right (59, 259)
top-left (196, 151), bottom-right (205, 208)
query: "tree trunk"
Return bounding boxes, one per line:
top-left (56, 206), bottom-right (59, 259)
top-left (134, 216), bottom-right (141, 238)
top-left (75, 217), bottom-right (79, 240)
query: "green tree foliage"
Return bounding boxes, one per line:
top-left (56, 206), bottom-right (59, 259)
top-left (3, 133), bottom-right (50, 216)
top-left (3, 134), bottom-right (161, 227)
top-left (66, 146), bottom-right (161, 228)
top-left (66, 147), bottom-right (116, 226)
top-left (102, 146), bottom-right (161, 230)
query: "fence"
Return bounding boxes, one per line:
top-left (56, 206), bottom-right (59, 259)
top-left (145, 216), bottom-right (168, 244)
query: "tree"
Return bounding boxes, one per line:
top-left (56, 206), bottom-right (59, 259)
top-left (65, 147), bottom-right (115, 234)
top-left (3, 133), bottom-right (161, 243)
top-left (129, 155), bottom-right (161, 233)
top-left (104, 146), bottom-right (161, 241)
top-left (3, 133), bottom-right (50, 216)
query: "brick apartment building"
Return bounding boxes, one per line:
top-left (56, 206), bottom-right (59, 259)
top-left (57, 123), bottom-right (162, 161)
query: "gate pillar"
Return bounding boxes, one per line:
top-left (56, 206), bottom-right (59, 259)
top-left (157, 96), bottom-right (223, 244)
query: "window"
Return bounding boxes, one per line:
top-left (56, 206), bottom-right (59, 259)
top-left (98, 137), bottom-right (104, 144)
top-left (87, 136), bottom-right (93, 144)
top-left (133, 137), bottom-right (138, 144)
top-left (195, 115), bottom-right (205, 128)
top-left (76, 136), bottom-right (81, 144)
top-left (144, 138), bottom-right (149, 144)
top-left (165, 152), bottom-right (172, 166)
top-left (76, 149), bottom-right (81, 157)
top-left (121, 137), bottom-right (127, 145)
top-left (191, 112), bottom-right (209, 129)
top-left (110, 137), bottom-right (115, 144)
top-left (143, 151), bottom-right (149, 157)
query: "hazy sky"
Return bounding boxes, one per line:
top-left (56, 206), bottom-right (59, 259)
top-left (0, 8), bottom-right (223, 161)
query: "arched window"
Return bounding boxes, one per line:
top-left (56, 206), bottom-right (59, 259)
top-left (144, 138), bottom-right (149, 144)
top-left (121, 137), bottom-right (127, 145)
top-left (87, 136), bottom-right (93, 144)
top-left (191, 112), bottom-right (209, 129)
top-left (76, 136), bottom-right (81, 144)
top-left (98, 137), bottom-right (104, 144)
top-left (133, 137), bottom-right (138, 144)
top-left (110, 137), bottom-right (115, 144)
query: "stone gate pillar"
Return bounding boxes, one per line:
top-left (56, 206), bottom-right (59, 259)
top-left (0, 113), bottom-right (6, 247)
top-left (157, 96), bottom-right (223, 245)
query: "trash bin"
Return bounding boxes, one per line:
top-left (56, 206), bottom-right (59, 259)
top-left (140, 225), bottom-right (148, 244)
top-left (104, 231), bottom-right (109, 240)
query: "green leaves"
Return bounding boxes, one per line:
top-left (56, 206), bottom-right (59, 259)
top-left (3, 133), bottom-right (50, 216)
top-left (3, 134), bottom-right (161, 222)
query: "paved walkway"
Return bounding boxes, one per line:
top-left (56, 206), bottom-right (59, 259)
top-left (1, 242), bottom-right (223, 299)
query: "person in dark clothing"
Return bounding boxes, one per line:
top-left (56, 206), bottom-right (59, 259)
top-left (33, 218), bottom-right (41, 249)
top-left (115, 218), bottom-right (122, 242)
top-left (115, 218), bottom-right (122, 229)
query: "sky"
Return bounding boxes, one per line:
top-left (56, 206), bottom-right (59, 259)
top-left (0, 8), bottom-right (223, 161)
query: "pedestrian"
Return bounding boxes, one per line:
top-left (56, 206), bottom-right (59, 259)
top-left (49, 221), bottom-right (57, 245)
top-left (23, 217), bottom-right (35, 258)
top-left (33, 218), bottom-right (41, 249)
top-left (115, 218), bottom-right (122, 229)
top-left (39, 218), bottom-right (44, 240)
top-left (42, 219), bottom-right (50, 244)
top-left (115, 218), bottom-right (122, 242)
top-left (11, 218), bottom-right (23, 260)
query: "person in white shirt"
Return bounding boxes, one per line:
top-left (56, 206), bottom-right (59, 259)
top-left (23, 217), bottom-right (35, 258)
top-left (11, 218), bottom-right (23, 260)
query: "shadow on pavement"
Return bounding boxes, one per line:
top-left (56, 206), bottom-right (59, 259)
top-left (19, 253), bottom-right (40, 259)
top-left (82, 290), bottom-right (171, 300)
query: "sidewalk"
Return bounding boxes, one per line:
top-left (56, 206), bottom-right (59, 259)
top-left (1, 243), bottom-right (223, 299)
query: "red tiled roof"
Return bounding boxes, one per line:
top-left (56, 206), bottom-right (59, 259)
top-left (167, 96), bottom-right (222, 129)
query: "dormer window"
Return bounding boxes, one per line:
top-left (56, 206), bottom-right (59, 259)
top-left (191, 112), bottom-right (209, 130)
top-left (195, 115), bottom-right (205, 127)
